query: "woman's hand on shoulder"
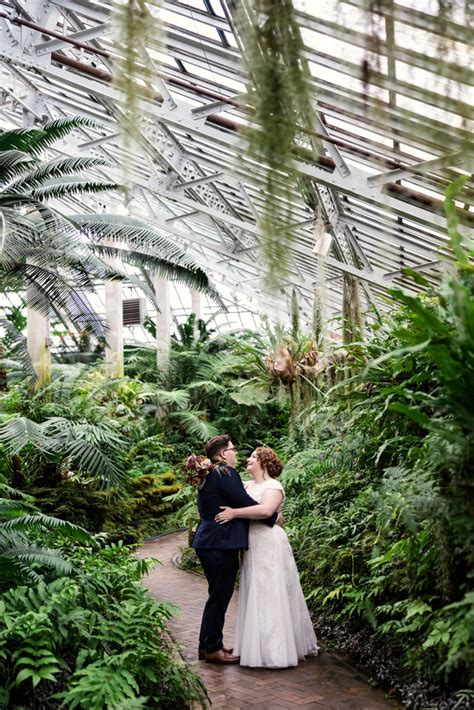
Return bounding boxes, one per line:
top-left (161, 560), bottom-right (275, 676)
top-left (215, 506), bottom-right (235, 524)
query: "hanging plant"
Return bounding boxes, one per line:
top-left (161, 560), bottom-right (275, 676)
top-left (265, 329), bottom-right (346, 440)
top-left (237, 0), bottom-right (316, 286)
top-left (113, 0), bottom-right (163, 187)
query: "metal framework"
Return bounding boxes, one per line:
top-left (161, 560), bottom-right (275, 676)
top-left (0, 0), bottom-right (472, 331)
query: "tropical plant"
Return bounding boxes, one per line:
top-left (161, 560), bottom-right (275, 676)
top-left (0, 117), bottom-right (222, 362)
top-left (0, 415), bottom-right (128, 488)
top-left (282, 205), bottom-right (474, 704)
top-left (0, 541), bottom-right (207, 708)
top-left (0, 473), bottom-right (90, 586)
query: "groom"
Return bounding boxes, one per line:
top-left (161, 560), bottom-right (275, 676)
top-left (192, 434), bottom-right (278, 664)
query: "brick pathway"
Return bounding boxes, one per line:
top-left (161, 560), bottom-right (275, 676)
top-left (138, 531), bottom-right (400, 709)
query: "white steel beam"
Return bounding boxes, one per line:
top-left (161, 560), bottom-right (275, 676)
top-left (367, 150), bottom-right (474, 187)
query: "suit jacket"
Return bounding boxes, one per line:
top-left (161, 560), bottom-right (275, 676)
top-left (191, 465), bottom-right (277, 550)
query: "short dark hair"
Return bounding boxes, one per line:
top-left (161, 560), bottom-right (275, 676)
top-left (205, 434), bottom-right (231, 462)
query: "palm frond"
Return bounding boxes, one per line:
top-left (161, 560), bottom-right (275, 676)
top-left (195, 352), bottom-right (242, 380)
top-left (0, 117), bottom-right (102, 157)
top-left (140, 386), bottom-right (190, 409)
top-left (0, 416), bottom-right (126, 487)
top-left (71, 213), bottom-right (194, 263)
top-left (0, 498), bottom-right (35, 517)
top-left (0, 207), bottom-right (38, 270)
top-left (42, 418), bottom-right (127, 487)
top-left (1, 513), bottom-right (91, 542)
top-left (29, 179), bottom-right (118, 201)
top-left (0, 149), bottom-right (37, 184)
top-left (0, 532), bottom-right (73, 582)
top-left (0, 129), bottom-right (47, 154)
top-left (0, 416), bottom-right (60, 456)
top-left (0, 475), bottom-right (31, 500)
top-left (168, 408), bottom-right (218, 441)
top-left (186, 380), bottom-right (227, 394)
top-left (10, 156), bottom-right (115, 194)
top-left (91, 242), bottom-right (222, 303)
top-left (16, 263), bottom-right (106, 338)
top-left (0, 318), bottom-right (37, 384)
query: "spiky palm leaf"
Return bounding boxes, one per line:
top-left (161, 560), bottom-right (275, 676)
top-left (0, 416), bottom-right (127, 487)
top-left (0, 117), bottom-right (223, 360)
top-left (0, 318), bottom-right (37, 384)
top-left (71, 214), bottom-right (225, 306)
top-left (12, 263), bottom-right (106, 338)
top-left (91, 243), bottom-right (219, 302)
top-left (1, 513), bottom-right (91, 541)
top-left (42, 418), bottom-right (127, 487)
top-left (0, 468), bottom-right (91, 585)
top-left (0, 116), bottom-right (102, 157)
top-left (185, 380), bottom-right (227, 395)
top-left (28, 179), bottom-right (118, 201)
top-left (194, 352), bottom-right (244, 380)
top-left (0, 532), bottom-right (73, 583)
top-left (0, 150), bottom-right (36, 185)
top-left (0, 416), bottom-right (58, 455)
top-left (10, 156), bottom-right (115, 194)
top-left (140, 386), bottom-right (190, 409)
top-left (168, 408), bottom-right (218, 441)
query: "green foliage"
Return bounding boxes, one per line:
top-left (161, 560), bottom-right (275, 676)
top-left (0, 117), bottom-right (222, 376)
top-left (285, 214), bottom-right (474, 699)
top-left (0, 415), bottom-right (128, 487)
top-left (0, 542), bottom-right (207, 708)
top-left (0, 473), bottom-right (91, 586)
top-left (29, 435), bottom-right (182, 544)
top-left (237, 0), bottom-right (317, 284)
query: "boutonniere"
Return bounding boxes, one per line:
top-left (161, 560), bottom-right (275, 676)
top-left (213, 464), bottom-right (232, 479)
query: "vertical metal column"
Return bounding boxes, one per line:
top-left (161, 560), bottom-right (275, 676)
top-left (104, 278), bottom-right (124, 377)
top-left (190, 288), bottom-right (202, 339)
top-left (155, 276), bottom-right (170, 370)
top-left (26, 286), bottom-right (51, 388)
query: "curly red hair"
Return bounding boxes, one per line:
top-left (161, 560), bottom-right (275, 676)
top-left (255, 446), bottom-right (283, 478)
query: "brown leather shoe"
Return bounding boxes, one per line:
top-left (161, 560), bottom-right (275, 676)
top-left (204, 649), bottom-right (240, 664)
top-left (198, 646), bottom-right (233, 660)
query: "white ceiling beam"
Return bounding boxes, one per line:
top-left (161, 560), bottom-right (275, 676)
top-left (367, 150), bottom-right (474, 187)
top-left (34, 22), bottom-right (111, 55)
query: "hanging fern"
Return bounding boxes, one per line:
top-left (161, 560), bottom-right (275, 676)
top-left (113, 0), bottom-right (163, 187)
top-left (237, 0), bottom-right (316, 285)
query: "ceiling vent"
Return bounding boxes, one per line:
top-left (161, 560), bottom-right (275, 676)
top-left (123, 298), bottom-right (146, 326)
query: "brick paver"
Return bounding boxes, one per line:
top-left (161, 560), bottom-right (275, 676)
top-left (138, 532), bottom-right (400, 709)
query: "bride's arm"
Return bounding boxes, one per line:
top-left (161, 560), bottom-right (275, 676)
top-left (215, 489), bottom-right (283, 524)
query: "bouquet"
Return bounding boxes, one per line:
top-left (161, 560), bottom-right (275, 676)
top-left (185, 453), bottom-right (214, 488)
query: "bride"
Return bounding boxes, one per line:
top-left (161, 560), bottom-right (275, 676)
top-left (215, 446), bottom-right (318, 669)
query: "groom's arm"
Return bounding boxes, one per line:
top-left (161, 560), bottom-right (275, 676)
top-left (218, 473), bottom-right (277, 527)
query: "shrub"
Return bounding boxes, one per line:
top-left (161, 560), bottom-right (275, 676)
top-left (0, 542), bottom-right (207, 709)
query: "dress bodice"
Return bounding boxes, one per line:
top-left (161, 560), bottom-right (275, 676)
top-left (244, 479), bottom-right (285, 512)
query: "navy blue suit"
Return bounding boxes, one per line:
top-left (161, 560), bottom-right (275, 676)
top-left (192, 465), bottom-right (277, 654)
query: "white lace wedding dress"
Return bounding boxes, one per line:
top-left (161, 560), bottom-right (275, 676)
top-left (235, 479), bottom-right (319, 668)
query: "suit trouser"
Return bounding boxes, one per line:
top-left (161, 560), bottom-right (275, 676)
top-left (195, 547), bottom-right (240, 654)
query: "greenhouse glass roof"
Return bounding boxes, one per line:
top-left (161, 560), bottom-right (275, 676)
top-left (0, 0), bottom-right (472, 331)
